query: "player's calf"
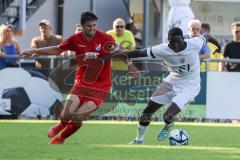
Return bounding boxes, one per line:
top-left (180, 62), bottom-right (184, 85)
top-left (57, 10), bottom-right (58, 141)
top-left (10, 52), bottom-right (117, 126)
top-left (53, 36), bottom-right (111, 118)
top-left (157, 102), bottom-right (180, 141)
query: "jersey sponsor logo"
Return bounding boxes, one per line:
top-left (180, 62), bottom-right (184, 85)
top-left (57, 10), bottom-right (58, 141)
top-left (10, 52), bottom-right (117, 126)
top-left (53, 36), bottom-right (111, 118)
top-left (178, 64), bottom-right (190, 73)
top-left (179, 57), bottom-right (185, 63)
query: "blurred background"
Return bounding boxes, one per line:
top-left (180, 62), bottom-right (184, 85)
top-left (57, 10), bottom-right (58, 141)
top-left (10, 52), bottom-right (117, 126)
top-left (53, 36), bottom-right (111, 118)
top-left (0, 0), bottom-right (240, 122)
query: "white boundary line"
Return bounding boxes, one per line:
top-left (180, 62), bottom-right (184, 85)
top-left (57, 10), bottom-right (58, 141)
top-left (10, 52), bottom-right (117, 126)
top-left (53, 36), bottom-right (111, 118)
top-left (0, 120), bottom-right (240, 127)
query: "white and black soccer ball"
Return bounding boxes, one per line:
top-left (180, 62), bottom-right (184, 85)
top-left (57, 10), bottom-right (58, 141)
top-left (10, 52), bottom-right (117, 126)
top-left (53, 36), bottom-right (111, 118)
top-left (0, 68), bottom-right (63, 118)
top-left (168, 129), bottom-right (189, 146)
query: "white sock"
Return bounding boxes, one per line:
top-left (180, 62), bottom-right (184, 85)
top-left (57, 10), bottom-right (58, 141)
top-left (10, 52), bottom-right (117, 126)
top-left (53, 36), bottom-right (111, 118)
top-left (135, 124), bottom-right (147, 141)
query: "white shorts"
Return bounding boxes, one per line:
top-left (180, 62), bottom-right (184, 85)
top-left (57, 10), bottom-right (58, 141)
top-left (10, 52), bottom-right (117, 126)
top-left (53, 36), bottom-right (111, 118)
top-left (150, 81), bottom-right (200, 110)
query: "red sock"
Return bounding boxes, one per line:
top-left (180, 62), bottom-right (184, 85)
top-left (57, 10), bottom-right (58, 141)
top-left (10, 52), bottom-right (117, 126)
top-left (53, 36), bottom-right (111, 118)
top-left (60, 122), bottom-right (82, 139)
top-left (53, 121), bottom-right (68, 132)
top-left (60, 120), bottom-right (68, 126)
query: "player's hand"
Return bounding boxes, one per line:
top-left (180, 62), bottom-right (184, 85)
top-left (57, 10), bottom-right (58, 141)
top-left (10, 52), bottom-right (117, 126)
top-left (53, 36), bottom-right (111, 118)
top-left (128, 63), bottom-right (141, 79)
top-left (84, 52), bottom-right (99, 61)
top-left (20, 50), bottom-right (36, 58)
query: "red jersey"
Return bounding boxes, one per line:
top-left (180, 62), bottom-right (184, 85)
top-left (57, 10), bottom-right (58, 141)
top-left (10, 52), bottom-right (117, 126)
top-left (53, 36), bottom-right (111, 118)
top-left (59, 30), bottom-right (115, 89)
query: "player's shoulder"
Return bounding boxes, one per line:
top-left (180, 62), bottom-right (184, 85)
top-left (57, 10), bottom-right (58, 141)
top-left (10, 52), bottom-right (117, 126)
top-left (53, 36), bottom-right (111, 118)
top-left (154, 43), bottom-right (169, 50)
top-left (97, 30), bottom-right (111, 37)
top-left (67, 32), bottom-right (82, 40)
top-left (151, 43), bottom-right (171, 55)
top-left (96, 30), bottom-right (114, 40)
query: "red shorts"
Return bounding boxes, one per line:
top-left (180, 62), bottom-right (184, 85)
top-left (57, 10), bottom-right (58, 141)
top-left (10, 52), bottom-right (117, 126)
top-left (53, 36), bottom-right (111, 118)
top-left (69, 85), bottom-right (111, 106)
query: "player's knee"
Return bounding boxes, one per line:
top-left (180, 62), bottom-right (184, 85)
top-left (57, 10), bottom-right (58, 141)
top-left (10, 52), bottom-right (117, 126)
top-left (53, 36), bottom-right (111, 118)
top-left (59, 109), bottom-right (73, 123)
top-left (73, 114), bottom-right (85, 122)
top-left (148, 100), bottom-right (160, 108)
top-left (66, 93), bottom-right (80, 101)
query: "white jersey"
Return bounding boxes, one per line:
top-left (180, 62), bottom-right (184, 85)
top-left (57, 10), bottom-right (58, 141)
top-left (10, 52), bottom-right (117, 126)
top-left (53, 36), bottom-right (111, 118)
top-left (147, 36), bottom-right (206, 87)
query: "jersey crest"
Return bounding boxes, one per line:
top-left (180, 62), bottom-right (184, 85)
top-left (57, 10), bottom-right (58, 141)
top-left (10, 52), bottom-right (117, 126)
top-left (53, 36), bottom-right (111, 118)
top-left (95, 44), bottom-right (102, 51)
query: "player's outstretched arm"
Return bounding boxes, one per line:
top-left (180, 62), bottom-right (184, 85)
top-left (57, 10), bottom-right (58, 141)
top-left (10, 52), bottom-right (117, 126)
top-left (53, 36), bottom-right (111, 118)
top-left (100, 49), bottom-right (148, 60)
top-left (202, 34), bottom-right (222, 53)
top-left (20, 46), bottom-right (63, 58)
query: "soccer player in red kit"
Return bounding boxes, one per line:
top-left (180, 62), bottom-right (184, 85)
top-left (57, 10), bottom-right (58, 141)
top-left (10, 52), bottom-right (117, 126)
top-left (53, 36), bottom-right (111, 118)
top-left (21, 11), bottom-right (139, 144)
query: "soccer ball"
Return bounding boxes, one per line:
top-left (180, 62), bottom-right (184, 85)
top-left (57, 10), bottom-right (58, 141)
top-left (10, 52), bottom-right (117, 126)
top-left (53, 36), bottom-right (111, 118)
top-left (168, 129), bottom-right (189, 146)
top-left (0, 68), bottom-right (63, 118)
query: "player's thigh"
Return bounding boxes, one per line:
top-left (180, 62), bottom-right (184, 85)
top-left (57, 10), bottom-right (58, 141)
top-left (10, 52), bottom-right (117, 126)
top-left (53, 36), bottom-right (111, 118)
top-left (60, 94), bottom-right (81, 121)
top-left (73, 101), bottom-right (98, 122)
top-left (150, 82), bottom-right (173, 105)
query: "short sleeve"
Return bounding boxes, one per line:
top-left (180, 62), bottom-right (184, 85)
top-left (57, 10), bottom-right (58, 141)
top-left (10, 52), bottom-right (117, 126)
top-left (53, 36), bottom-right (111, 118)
top-left (147, 44), bottom-right (164, 58)
top-left (147, 47), bottom-right (156, 58)
top-left (102, 34), bottom-right (117, 54)
top-left (59, 35), bottom-right (75, 51)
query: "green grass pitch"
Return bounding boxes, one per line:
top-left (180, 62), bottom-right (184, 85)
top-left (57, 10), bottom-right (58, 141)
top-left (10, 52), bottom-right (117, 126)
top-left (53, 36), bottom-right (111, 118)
top-left (0, 120), bottom-right (239, 160)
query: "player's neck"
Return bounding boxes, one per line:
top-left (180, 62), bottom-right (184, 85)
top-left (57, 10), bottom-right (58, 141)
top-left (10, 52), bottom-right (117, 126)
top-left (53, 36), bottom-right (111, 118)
top-left (84, 34), bottom-right (94, 41)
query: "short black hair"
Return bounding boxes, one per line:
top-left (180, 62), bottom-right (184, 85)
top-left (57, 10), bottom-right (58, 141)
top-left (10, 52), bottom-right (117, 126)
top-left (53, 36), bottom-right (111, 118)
top-left (201, 23), bottom-right (211, 32)
top-left (80, 11), bottom-right (98, 25)
top-left (168, 27), bottom-right (183, 37)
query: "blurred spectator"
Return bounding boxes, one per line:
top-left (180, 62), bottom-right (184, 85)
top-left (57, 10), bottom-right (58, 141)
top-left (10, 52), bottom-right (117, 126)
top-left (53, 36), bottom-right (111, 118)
top-left (0, 24), bottom-right (21, 69)
top-left (107, 18), bottom-right (136, 70)
top-left (126, 22), bottom-right (142, 49)
top-left (74, 23), bottom-right (82, 33)
top-left (184, 19), bottom-right (210, 60)
top-left (107, 18), bottom-right (136, 50)
top-left (167, 0), bottom-right (195, 35)
top-left (200, 23), bottom-right (223, 72)
top-left (31, 19), bottom-right (63, 69)
top-left (223, 21), bottom-right (240, 72)
top-left (200, 23), bottom-right (211, 35)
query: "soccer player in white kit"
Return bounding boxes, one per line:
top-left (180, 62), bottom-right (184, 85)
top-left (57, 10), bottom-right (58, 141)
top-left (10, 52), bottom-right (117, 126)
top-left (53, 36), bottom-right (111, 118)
top-left (96, 27), bottom-right (221, 144)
